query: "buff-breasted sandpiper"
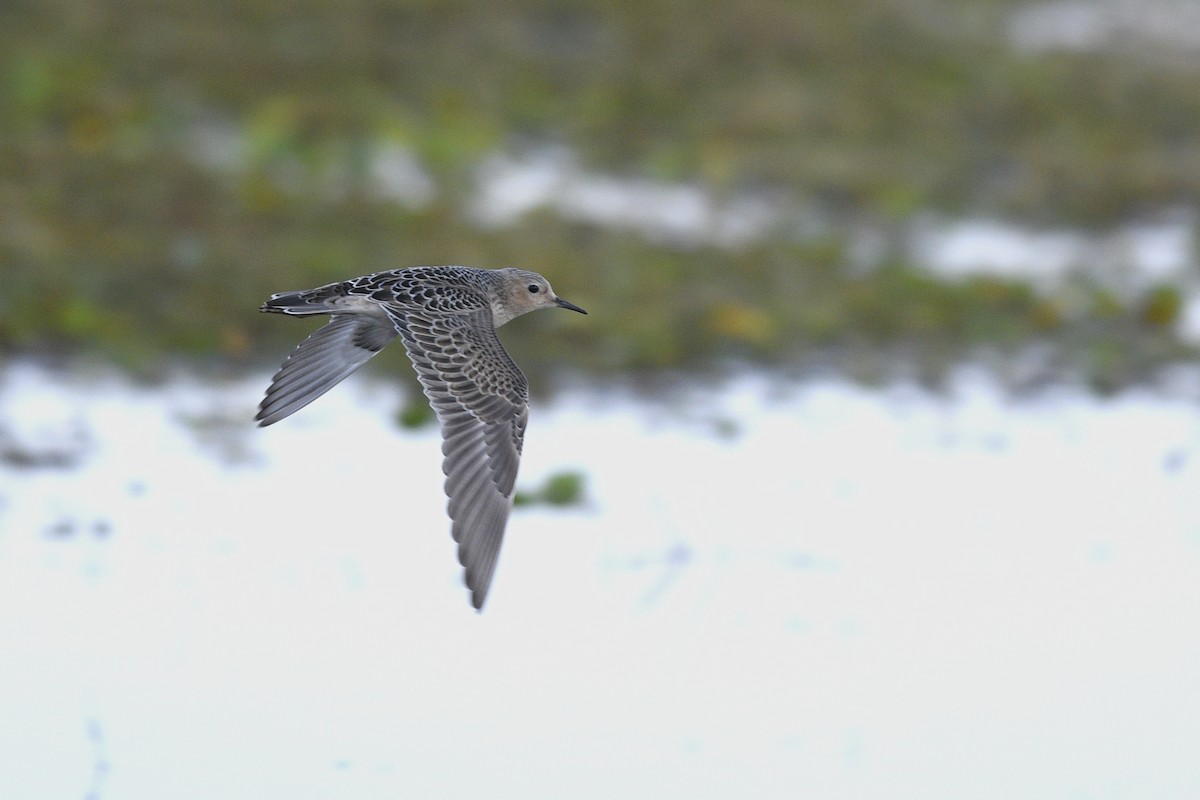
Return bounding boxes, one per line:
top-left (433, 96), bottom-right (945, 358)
top-left (257, 266), bottom-right (587, 609)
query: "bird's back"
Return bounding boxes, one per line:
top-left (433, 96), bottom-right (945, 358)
top-left (262, 266), bottom-right (494, 317)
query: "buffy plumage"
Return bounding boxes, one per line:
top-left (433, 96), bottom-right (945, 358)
top-left (256, 266), bottom-right (587, 609)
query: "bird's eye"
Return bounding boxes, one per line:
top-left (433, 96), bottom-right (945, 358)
top-left (527, 284), bottom-right (540, 294)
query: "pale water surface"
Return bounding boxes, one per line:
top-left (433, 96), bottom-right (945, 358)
top-left (1, 361), bottom-right (1198, 799)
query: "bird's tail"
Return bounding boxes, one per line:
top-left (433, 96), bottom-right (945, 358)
top-left (260, 286), bottom-right (343, 316)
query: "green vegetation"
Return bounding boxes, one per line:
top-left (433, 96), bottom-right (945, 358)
top-left (396, 392), bottom-right (437, 430)
top-left (514, 470), bottom-right (587, 508)
top-left (3, 0), bottom-right (1199, 392)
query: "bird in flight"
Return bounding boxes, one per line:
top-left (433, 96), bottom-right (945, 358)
top-left (257, 266), bottom-right (587, 609)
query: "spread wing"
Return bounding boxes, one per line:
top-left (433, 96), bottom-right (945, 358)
top-left (384, 305), bottom-right (529, 610)
top-left (257, 313), bottom-right (398, 426)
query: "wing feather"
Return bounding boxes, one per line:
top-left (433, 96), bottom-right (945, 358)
top-left (385, 306), bottom-right (529, 609)
top-left (257, 314), bottom-right (397, 426)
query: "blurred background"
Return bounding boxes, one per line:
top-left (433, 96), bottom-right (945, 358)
top-left (3, 1), bottom-right (1200, 798)
top-left (6, 0), bottom-right (1200, 386)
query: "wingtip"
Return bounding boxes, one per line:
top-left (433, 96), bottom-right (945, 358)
top-left (254, 403), bottom-right (277, 426)
top-left (468, 579), bottom-right (488, 611)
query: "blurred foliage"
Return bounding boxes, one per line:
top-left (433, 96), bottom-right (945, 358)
top-left (396, 391), bottom-right (437, 429)
top-left (514, 470), bottom-right (587, 508)
top-left (2, 0), bottom-right (1199, 392)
